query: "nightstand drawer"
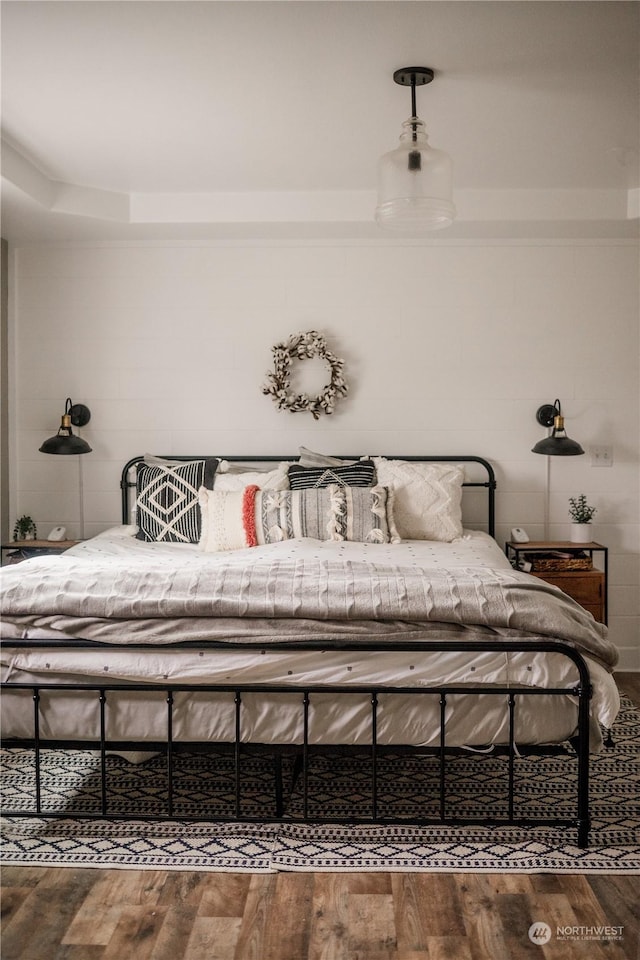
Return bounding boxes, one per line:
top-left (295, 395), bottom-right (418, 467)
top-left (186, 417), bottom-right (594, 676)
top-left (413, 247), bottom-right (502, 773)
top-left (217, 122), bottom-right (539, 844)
top-left (531, 570), bottom-right (604, 621)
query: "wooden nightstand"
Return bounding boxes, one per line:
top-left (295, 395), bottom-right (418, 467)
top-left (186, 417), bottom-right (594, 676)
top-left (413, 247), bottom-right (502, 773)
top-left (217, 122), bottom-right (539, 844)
top-left (505, 540), bottom-right (608, 625)
top-left (1, 539), bottom-right (80, 565)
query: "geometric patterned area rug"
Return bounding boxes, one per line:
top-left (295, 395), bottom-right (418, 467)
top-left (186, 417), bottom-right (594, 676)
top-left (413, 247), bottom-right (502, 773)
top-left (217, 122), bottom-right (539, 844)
top-left (2, 697), bottom-right (639, 874)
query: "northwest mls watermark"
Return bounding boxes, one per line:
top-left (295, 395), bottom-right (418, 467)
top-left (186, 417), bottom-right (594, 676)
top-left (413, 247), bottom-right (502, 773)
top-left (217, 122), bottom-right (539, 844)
top-left (528, 922), bottom-right (624, 946)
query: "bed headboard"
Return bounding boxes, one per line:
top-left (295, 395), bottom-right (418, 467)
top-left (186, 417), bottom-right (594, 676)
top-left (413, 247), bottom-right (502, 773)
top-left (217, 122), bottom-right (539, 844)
top-left (121, 455), bottom-right (496, 538)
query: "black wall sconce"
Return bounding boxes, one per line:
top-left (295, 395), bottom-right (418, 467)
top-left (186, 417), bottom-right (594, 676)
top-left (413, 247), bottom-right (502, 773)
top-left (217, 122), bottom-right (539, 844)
top-left (532, 399), bottom-right (585, 457)
top-left (39, 398), bottom-right (92, 456)
top-left (39, 397), bottom-right (92, 539)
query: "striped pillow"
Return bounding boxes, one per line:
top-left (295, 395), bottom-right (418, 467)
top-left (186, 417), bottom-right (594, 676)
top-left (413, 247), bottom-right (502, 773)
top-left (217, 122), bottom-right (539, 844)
top-left (288, 460), bottom-right (376, 490)
top-left (199, 484), bottom-right (398, 552)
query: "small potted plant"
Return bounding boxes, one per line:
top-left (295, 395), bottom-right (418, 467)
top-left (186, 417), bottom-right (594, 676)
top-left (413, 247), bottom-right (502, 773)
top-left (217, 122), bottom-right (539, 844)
top-left (568, 495), bottom-right (596, 543)
top-left (13, 515), bottom-right (37, 541)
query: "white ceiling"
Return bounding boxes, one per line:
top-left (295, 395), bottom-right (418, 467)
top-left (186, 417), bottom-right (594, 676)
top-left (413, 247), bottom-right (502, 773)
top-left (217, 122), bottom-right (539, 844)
top-left (2, 0), bottom-right (639, 242)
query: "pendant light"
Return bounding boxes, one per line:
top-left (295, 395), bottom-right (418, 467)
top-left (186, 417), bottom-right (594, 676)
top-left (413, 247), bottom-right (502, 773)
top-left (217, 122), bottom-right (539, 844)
top-left (375, 67), bottom-right (455, 232)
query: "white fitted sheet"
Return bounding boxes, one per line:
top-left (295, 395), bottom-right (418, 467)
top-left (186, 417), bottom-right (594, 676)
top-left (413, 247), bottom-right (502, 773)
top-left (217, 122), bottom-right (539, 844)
top-left (69, 524), bottom-right (512, 566)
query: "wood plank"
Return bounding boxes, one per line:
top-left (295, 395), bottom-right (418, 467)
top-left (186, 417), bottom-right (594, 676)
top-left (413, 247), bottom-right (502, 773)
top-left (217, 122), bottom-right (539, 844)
top-left (528, 874), bottom-right (564, 895)
top-left (453, 873), bottom-right (515, 960)
top-left (233, 873), bottom-right (278, 960)
top-left (147, 904), bottom-right (200, 960)
top-left (259, 873), bottom-right (315, 960)
top-left (0, 885), bottom-right (33, 929)
top-left (494, 892), bottom-right (541, 958)
top-left (84, 868), bottom-right (166, 909)
top-left (62, 903), bottom-right (121, 948)
top-left (156, 870), bottom-right (209, 909)
top-left (0, 867), bottom-right (98, 960)
top-left (529, 891), bottom-right (618, 960)
top-left (100, 905), bottom-right (167, 960)
top-left (390, 874), bottom-right (427, 953)
top-left (537, 872), bottom-right (635, 960)
top-left (423, 937), bottom-right (473, 960)
top-left (308, 873), bottom-right (350, 960)
top-left (344, 873), bottom-right (393, 895)
top-left (196, 871), bottom-right (251, 917)
top-left (62, 869), bottom-right (168, 947)
top-left (346, 891), bottom-right (397, 956)
top-left (392, 873), bottom-right (467, 954)
top-left (1, 865), bottom-right (50, 888)
top-left (480, 874), bottom-right (534, 896)
top-left (21, 946), bottom-right (106, 960)
top-left (587, 876), bottom-right (639, 960)
top-left (51, 948), bottom-right (106, 959)
top-left (182, 916), bottom-right (242, 960)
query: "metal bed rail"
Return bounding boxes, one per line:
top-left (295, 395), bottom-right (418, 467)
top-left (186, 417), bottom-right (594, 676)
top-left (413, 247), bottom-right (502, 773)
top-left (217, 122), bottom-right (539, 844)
top-left (1, 640), bottom-right (593, 847)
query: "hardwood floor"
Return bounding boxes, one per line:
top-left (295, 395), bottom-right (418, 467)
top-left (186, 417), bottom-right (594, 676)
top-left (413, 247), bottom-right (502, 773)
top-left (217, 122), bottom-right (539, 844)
top-left (2, 673), bottom-right (639, 960)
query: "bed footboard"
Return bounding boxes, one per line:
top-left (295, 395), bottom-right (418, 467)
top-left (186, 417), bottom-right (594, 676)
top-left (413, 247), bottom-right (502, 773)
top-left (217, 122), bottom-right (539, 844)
top-left (1, 640), bottom-right (593, 848)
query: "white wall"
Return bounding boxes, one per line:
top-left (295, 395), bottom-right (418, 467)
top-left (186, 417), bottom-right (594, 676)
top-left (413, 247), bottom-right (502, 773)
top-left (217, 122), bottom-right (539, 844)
top-left (9, 238), bottom-right (640, 668)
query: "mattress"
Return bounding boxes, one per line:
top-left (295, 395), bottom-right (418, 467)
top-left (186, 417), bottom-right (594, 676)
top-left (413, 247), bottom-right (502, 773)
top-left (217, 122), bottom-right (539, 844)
top-left (0, 527), bottom-right (620, 750)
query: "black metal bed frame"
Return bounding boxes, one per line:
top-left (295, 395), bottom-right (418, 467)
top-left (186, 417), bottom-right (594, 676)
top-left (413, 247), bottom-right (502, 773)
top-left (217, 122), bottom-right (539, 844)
top-left (119, 454), bottom-right (497, 537)
top-left (0, 455), bottom-right (594, 847)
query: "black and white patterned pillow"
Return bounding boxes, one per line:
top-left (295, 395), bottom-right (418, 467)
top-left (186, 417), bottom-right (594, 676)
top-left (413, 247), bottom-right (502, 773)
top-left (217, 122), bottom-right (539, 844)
top-left (288, 460), bottom-right (376, 490)
top-left (136, 458), bottom-right (218, 542)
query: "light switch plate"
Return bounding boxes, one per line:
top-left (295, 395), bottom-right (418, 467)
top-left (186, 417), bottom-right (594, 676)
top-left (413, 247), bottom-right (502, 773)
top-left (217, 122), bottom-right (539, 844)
top-left (591, 446), bottom-right (613, 467)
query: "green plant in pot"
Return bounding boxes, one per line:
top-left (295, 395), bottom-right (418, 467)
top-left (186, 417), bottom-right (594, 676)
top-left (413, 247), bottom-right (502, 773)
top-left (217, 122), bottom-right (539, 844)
top-left (13, 515), bottom-right (37, 541)
top-left (568, 495), bottom-right (596, 543)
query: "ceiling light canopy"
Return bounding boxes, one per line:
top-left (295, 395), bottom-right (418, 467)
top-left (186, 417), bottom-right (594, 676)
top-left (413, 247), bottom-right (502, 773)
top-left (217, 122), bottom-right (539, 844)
top-left (375, 67), bottom-right (455, 233)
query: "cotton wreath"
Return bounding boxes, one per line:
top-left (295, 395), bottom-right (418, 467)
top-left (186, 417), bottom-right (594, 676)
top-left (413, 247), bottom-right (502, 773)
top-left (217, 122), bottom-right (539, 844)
top-left (262, 330), bottom-right (348, 420)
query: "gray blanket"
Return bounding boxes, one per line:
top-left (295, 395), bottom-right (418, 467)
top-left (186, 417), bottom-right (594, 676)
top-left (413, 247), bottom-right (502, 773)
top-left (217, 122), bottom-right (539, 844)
top-left (0, 553), bottom-right (617, 669)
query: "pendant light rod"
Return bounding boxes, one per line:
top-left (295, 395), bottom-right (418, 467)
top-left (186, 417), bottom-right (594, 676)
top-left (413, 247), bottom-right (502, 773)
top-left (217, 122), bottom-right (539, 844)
top-left (393, 67), bottom-right (434, 143)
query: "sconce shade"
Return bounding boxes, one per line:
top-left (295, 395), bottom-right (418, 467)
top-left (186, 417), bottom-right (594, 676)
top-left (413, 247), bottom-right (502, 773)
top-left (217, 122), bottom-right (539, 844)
top-left (532, 400), bottom-right (585, 457)
top-left (375, 67), bottom-right (455, 232)
top-left (39, 398), bottom-right (92, 455)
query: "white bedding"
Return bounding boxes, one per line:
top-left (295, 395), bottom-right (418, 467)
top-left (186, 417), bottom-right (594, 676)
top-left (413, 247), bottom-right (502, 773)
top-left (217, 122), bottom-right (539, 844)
top-left (0, 527), bottom-right (620, 749)
top-left (68, 524), bottom-right (511, 567)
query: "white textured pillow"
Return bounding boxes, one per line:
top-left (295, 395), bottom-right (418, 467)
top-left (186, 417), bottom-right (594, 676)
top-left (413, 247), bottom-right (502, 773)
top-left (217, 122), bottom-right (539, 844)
top-left (199, 487), bottom-right (248, 552)
top-left (213, 462), bottom-right (290, 492)
top-left (372, 458), bottom-right (464, 542)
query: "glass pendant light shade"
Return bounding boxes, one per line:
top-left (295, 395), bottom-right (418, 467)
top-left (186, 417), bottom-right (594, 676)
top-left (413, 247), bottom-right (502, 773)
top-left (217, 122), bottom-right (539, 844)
top-left (375, 117), bottom-right (455, 231)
